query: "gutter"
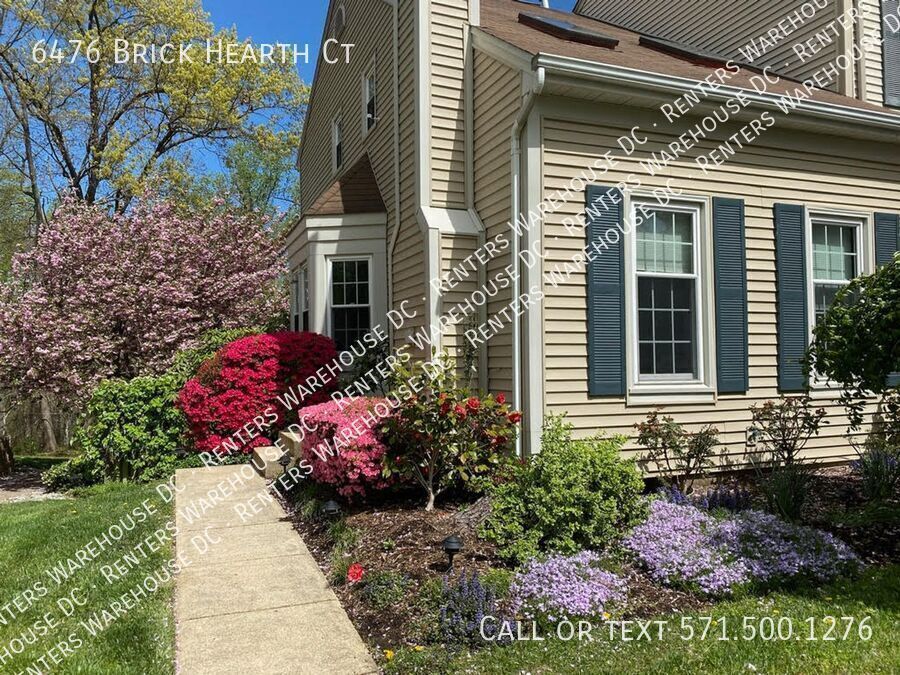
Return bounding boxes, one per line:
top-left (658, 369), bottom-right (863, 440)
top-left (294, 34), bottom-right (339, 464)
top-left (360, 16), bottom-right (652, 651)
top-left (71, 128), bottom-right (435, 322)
top-left (534, 53), bottom-right (900, 135)
top-left (510, 66), bottom-right (544, 458)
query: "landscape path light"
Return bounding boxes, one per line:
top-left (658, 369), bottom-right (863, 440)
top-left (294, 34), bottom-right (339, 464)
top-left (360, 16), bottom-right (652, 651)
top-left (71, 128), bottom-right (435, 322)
top-left (323, 499), bottom-right (341, 518)
top-left (442, 534), bottom-right (463, 571)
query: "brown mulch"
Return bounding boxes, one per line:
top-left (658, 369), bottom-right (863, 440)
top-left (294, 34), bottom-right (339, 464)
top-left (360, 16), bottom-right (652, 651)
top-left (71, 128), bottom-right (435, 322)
top-left (287, 493), bottom-right (501, 651)
top-left (802, 466), bottom-right (900, 565)
top-left (281, 463), bottom-right (898, 653)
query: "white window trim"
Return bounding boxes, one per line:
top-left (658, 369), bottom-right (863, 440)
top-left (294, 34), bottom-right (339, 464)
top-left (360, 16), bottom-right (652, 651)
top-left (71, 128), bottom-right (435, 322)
top-left (290, 271), bottom-right (301, 330)
top-left (331, 115), bottom-right (343, 175)
top-left (299, 265), bottom-right (309, 331)
top-left (805, 207), bottom-right (873, 389)
top-left (326, 255), bottom-right (373, 345)
top-left (361, 62), bottom-right (377, 137)
top-left (623, 191), bottom-right (717, 404)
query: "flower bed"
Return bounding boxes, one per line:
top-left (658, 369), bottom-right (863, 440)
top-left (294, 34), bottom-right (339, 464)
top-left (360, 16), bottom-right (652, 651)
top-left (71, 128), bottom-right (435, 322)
top-left (509, 551), bottom-right (626, 622)
top-left (625, 499), bottom-right (861, 596)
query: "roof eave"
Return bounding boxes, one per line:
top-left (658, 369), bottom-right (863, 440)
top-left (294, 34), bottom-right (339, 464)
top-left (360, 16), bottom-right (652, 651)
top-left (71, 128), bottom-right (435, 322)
top-left (533, 52), bottom-right (900, 138)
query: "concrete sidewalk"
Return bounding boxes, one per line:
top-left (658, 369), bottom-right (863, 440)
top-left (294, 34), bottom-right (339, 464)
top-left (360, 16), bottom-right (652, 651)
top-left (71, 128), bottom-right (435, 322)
top-left (174, 465), bottom-right (377, 675)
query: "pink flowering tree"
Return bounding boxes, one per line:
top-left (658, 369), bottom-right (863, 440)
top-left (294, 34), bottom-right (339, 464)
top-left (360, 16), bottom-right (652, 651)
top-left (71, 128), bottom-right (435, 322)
top-left (0, 198), bottom-right (287, 405)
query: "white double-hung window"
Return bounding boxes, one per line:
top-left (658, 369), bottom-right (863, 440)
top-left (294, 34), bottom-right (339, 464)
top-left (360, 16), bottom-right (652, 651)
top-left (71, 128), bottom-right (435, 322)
top-left (626, 195), bottom-right (715, 399)
top-left (809, 217), bottom-right (859, 327)
top-left (636, 207), bottom-right (700, 379)
top-left (329, 258), bottom-right (371, 351)
top-left (806, 212), bottom-right (870, 340)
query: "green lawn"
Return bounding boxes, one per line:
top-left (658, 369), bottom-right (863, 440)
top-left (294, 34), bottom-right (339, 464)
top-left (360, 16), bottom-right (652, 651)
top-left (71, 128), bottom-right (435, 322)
top-left (389, 565), bottom-right (900, 674)
top-left (0, 482), bottom-right (175, 674)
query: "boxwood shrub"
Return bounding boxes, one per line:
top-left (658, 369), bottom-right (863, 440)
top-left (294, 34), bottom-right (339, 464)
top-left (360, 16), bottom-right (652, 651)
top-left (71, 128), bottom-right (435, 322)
top-left (481, 415), bottom-right (646, 564)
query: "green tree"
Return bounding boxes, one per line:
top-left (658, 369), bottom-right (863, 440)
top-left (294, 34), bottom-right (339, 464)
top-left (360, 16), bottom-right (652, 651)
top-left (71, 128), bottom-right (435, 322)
top-left (807, 255), bottom-right (900, 429)
top-left (0, 166), bottom-right (33, 278)
top-left (0, 0), bottom-right (307, 213)
top-left (224, 139), bottom-right (298, 216)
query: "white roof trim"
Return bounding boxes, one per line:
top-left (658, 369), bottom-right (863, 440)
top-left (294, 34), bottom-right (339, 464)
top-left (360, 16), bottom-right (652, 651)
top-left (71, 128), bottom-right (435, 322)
top-left (418, 206), bottom-right (484, 234)
top-left (534, 53), bottom-right (900, 134)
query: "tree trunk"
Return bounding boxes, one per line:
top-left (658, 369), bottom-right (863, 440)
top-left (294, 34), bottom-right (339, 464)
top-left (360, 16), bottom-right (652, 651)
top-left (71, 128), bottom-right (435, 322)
top-left (0, 395), bottom-right (13, 476)
top-left (0, 435), bottom-right (12, 476)
top-left (425, 488), bottom-right (435, 512)
top-left (39, 394), bottom-right (59, 454)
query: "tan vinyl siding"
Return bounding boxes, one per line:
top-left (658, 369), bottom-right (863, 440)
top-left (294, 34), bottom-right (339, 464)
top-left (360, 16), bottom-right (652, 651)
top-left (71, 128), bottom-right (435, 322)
top-left (299, 0), bottom-right (395, 216)
top-left (860, 0), bottom-right (885, 104)
top-left (430, 0), bottom-right (469, 208)
top-left (473, 51), bottom-right (520, 397)
top-left (576, 0), bottom-right (844, 91)
top-left (441, 233), bottom-right (480, 380)
top-left (539, 104), bottom-right (898, 466)
top-left (391, 0), bottom-right (427, 347)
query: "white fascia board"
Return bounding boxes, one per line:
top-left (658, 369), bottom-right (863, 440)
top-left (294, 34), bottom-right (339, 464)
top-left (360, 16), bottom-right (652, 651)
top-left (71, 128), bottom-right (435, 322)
top-left (534, 53), bottom-right (900, 136)
top-left (305, 212), bottom-right (388, 229)
top-left (471, 27), bottom-right (533, 72)
top-left (418, 206), bottom-right (484, 235)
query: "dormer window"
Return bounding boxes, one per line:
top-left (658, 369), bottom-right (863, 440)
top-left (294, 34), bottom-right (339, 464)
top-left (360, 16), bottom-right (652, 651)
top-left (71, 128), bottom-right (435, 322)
top-left (363, 72), bottom-right (376, 134)
top-left (332, 117), bottom-right (343, 173)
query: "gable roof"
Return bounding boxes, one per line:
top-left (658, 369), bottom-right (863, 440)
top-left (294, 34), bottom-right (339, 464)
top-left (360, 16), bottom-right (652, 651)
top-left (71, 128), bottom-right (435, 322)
top-left (479, 0), bottom-right (895, 118)
top-left (303, 154), bottom-right (386, 218)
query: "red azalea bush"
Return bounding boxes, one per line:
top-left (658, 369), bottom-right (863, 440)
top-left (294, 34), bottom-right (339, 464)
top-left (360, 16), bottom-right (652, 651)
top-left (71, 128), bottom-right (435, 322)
top-left (380, 357), bottom-right (520, 510)
top-left (297, 397), bottom-right (394, 499)
top-left (178, 332), bottom-right (338, 455)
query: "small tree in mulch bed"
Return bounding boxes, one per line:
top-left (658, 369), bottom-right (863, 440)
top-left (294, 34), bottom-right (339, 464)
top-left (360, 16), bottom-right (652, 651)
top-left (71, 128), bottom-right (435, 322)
top-left (380, 356), bottom-right (519, 511)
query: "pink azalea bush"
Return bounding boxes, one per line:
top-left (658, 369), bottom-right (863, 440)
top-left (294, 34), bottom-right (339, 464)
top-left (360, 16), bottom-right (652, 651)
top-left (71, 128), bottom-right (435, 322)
top-left (0, 198), bottom-right (287, 404)
top-left (178, 332), bottom-right (338, 455)
top-left (298, 397), bottom-right (394, 498)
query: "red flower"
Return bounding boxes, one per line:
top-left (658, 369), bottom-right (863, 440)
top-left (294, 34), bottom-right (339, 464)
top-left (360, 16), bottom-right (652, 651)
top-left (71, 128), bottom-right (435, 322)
top-left (466, 396), bottom-right (481, 411)
top-left (454, 404), bottom-right (467, 419)
top-left (440, 401), bottom-right (451, 416)
top-left (496, 393), bottom-right (506, 405)
top-left (508, 411), bottom-right (522, 424)
top-left (347, 563), bottom-right (365, 583)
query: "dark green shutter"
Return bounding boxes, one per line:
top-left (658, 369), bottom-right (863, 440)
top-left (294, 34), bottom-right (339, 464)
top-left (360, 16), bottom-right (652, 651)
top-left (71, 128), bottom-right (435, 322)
top-left (875, 212), bottom-right (899, 266)
top-left (774, 203), bottom-right (808, 392)
top-left (883, 1), bottom-right (900, 107)
top-left (875, 212), bottom-right (900, 385)
top-left (713, 197), bottom-right (748, 393)
top-left (586, 185), bottom-right (625, 396)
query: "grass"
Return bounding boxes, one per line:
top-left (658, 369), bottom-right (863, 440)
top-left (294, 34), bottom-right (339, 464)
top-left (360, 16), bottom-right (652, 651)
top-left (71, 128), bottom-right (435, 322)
top-left (0, 482), bottom-right (175, 674)
top-left (13, 454), bottom-right (70, 471)
top-left (387, 565), bottom-right (900, 674)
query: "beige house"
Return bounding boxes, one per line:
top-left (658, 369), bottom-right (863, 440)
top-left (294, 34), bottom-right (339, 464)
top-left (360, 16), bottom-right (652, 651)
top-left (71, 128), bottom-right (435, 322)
top-left (287, 0), bottom-right (900, 462)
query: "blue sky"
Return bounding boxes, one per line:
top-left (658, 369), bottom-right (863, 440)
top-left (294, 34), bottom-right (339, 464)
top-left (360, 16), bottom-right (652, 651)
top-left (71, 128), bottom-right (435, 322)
top-left (197, 0), bottom-right (577, 174)
top-left (202, 0), bottom-right (579, 86)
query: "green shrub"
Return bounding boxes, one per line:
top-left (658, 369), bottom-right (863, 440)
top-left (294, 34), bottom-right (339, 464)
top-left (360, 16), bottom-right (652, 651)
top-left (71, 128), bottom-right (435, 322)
top-left (361, 571), bottom-right (410, 609)
top-left (43, 375), bottom-right (188, 490)
top-left (481, 415), bottom-right (647, 564)
top-left (166, 326), bottom-right (262, 386)
top-left (480, 568), bottom-right (513, 600)
top-left (747, 396), bottom-right (827, 522)
top-left (852, 438), bottom-right (900, 503)
top-left (635, 410), bottom-right (720, 492)
top-left (42, 452), bottom-right (103, 491)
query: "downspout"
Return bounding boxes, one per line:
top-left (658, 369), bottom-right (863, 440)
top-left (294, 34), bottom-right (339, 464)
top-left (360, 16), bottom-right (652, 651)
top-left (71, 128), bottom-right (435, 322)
top-left (510, 66), bottom-right (544, 458)
top-left (388, 0), bottom-right (401, 312)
